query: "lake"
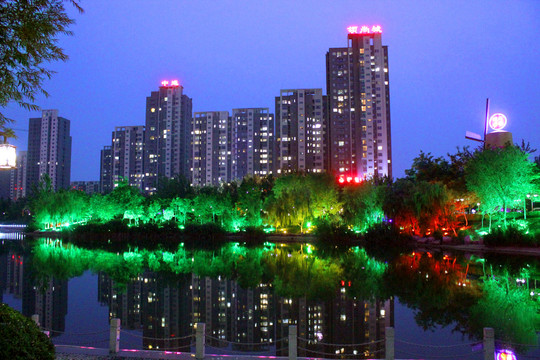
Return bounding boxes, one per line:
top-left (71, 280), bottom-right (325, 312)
top-left (1, 236), bottom-right (539, 359)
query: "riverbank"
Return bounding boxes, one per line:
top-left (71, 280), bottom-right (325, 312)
top-left (21, 230), bottom-right (540, 258)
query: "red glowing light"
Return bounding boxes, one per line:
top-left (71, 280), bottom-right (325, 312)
top-left (348, 25), bottom-right (383, 35)
top-left (354, 177), bottom-right (360, 184)
top-left (347, 26), bottom-right (358, 34)
top-left (489, 113), bottom-right (507, 131)
top-left (338, 177), bottom-right (345, 184)
top-left (161, 80), bottom-right (169, 86)
top-left (360, 25), bottom-right (371, 34)
top-left (341, 280), bottom-right (345, 286)
top-left (171, 80), bottom-right (179, 86)
top-left (346, 176), bottom-right (353, 182)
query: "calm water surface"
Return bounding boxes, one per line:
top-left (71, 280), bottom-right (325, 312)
top-left (1, 237), bottom-right (539, 359)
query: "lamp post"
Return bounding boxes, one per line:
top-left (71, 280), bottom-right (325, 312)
top-left (0, 139), bottom-right (16, 170)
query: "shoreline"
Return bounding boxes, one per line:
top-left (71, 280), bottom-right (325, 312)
top-left (18, 230), bottom-right (540, 257)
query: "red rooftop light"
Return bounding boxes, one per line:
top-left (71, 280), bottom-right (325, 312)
top-left (161, 80), bottom-right (180, 87)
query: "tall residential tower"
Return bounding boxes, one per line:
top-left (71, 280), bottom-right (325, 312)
top-left (231, 108), bottom-right (274, 180)
top-left (144, 80), bottom-right (192, 194)
top-left (275, 89), bottom-right (326, 175)
top-left (26, 110), bottom-right (72, 192)
top-left (192, 111), bottom-right (231, 186)
top-left (326, 25), bottom-right (392, 179)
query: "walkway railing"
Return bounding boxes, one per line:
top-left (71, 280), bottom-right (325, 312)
top-left (31, 315), bottom-right (539, 360)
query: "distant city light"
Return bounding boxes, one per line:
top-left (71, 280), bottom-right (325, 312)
top-left (347, 25), bottom-right (383, 34)
top-left (489, 113), bottom-right (507, 131)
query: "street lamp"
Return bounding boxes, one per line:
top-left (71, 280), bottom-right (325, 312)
top-left (0, 142), bottom-right (16, 169)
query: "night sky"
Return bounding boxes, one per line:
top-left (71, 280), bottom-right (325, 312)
top-left (4, 0), bottom-right (539, 181)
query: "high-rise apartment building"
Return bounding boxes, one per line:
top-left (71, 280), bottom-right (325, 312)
top-left (111, 126), bottom-right (145, 190)
top-left (10, 151), bottom-right (27, 201)
top-left (326, 25), bottom-right (392, 179)
top-left (100, 145), bottom-right (113, 193)
top-left (231, 108), bottom-right (274, 180)
top-left (70, 181), bottom-right (101, 195)
top-left (192, 111), bottom-right (231, 186)
top-left (26, 110), bottom-right (72, 192)
top-left (275, 89), bottom-right (326, 174)
top-left (144, 80), bottom-right (192, 194)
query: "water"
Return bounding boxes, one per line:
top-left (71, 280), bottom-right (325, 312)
top-left (1, 237), bottom-right (539, 359)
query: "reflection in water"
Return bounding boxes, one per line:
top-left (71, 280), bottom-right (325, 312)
top-left (0, 246), bottom-right (68, 337)
top-left (0, 238), bottom-right (539, 358)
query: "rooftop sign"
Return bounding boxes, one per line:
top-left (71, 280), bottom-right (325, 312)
top-left (161, 80), bottom-right (180, 87)
top-left (347, 25), bottom-right (382, 34)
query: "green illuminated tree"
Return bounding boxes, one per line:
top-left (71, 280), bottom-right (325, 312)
top-left (466, 146), bottom-right (539, 227)
top-left (236, 176), bottom-right (264, 227)
top-left (1, 0), bottom-right (83, 137)
top-left (264, 174), bottom-right (311, 232)
top-left (169, 197), bottom-right (193, 225)
top-left (342, 181), bottom-right (384, 232)
top-left (305, 173), bottom-right (342, 222)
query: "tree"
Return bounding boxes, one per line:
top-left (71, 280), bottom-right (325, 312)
top-left (0, 304), bottom-right (55, 360)
top-left (466, 146), bottom-right (539, 227)
top-left (1, 0), bottom-right (83, 138)
top-left (236, 176), bottom-right (264, 227)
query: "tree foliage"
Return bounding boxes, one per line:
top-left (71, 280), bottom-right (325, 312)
top-left (0, 0), bottom-right (82, 138)
top-left (466, 146), bottom-right (539, 227)
top-left (0, 303), bottom-right (55, 360)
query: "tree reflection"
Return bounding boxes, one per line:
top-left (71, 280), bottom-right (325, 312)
top-left (27, 239), bottom-right (539, 350)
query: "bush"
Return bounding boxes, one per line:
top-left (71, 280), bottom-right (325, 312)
top-left (313, 220), bottom-right (357, 257)
top-left (0, 304), bottom-right (55, 360)
top-left (239, 226), bottom-right (267, 247)
top-left (483, 224), bottom-right (538, 247)
top-left (432, 229), bottom-right (444, 241)
top-left (182, 223), bottom-right (226, 250)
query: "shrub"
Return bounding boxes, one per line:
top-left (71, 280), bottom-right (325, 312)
top-left (0, 304), bottom-right (55, 360)
top-left (432, 229), bottom-right (444, 241)
top-left (483, 224), bottom-right (537, 247)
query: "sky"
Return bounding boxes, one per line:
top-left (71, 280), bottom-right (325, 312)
top-left (4, 0), bottom-right (540, 181)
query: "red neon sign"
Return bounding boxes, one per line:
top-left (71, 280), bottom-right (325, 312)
top-left (489, 113), bottom-right (507, 131)
top-left (337, 175), bottom-right (363, 185)
top-left (161, 80), bottom-right (180, 87)
top-left (347, 25), bottom-right (383, 34)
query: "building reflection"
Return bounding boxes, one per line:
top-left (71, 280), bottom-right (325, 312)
top-left (0, 249), bottom-right (68, 337)
top-left (98, 270), bottom-right (393, 358)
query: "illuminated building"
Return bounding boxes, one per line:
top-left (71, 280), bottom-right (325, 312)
top-left (99, 145), bottom-right (113, 193)
top-left (70, 180), bottom-right (101, 194)
top-left (111, 126), bottom-right (145, 190)
top-left (144, 80), bottom-right (193, 194)
top-left (10, 151), bottom-right (27, 201)
top-left (191, 111), bottom-right (232, 186)
top-left (275, 89), bottom-right (326, 174)
top-left (26, 110), bottom-right (72, 192)
top-left (231, 108), bottom-right (275, 180)
top-left (326, 25), bottom-right (392, 179)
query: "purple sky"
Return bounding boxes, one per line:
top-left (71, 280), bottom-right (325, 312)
top-left (4, 0), bottom-right (540, 181)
